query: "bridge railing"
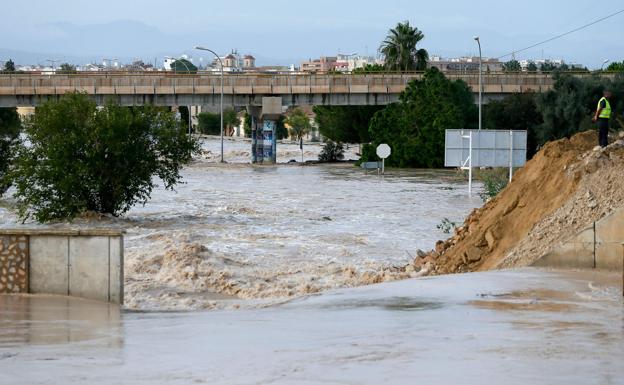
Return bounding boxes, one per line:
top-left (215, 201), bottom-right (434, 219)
top-left (0, 72), bottom-right (608, 96)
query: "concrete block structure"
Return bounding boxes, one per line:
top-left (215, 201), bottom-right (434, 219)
top-left (533, 207), bottom-right (624, 270)
top-left (0, 229), bottom-right (124, 304)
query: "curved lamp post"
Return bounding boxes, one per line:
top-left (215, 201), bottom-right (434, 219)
top-left (473, 36), bottom-right (482, 131)
top-left (195, 46), bottom-right (225, 163)
top-left (601, 59), bottom-right (610, 71)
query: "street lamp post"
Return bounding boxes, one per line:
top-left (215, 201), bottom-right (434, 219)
top-left (473, 36), bottom-right (482, 131)
top-left (601, 59), bottom-right (610, 71)
top-left (195, 46), bottom-right (225, 163)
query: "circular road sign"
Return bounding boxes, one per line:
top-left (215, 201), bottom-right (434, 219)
top-left (376, 143), bottom-right (391, 159)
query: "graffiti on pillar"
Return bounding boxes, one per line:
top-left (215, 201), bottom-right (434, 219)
top-left (262, 120), bottom-right (277, 163)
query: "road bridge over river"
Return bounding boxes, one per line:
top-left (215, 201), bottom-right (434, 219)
top-left (0, 72), bottom-right (602, 108)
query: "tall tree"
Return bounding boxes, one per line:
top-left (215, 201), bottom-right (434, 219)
top-left (10, 93), bottom-right (199, 222)
top-left (484, 93), bottom-right (542, 158)
top-left (606, 61), bottom-right (624, 72)
top-left (171, 58), bottom-right (198, 73)
top-left (503, 60), bottom-right (521, 72)
top-left (362, 68), bottom-right (477, 168)
top-left (314, 105), bottom-right (384, 143)
top-left (526, 62), bottom-right (538, 73)
top-left (285, 108), bottom-right (312, 141)
top-left (224, 109), bottom-right (241, 136)
top-left (380, 21), bottom-right (428, 72)
top-left (3, 59), bottom-right (15, 72)
top-left (58, 63), bottom-right (77, 73)
top-left (535, 73), bottom-right (623, 144)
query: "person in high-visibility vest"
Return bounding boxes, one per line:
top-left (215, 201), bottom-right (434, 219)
top-left (592, 90), bottom-right (612, 147)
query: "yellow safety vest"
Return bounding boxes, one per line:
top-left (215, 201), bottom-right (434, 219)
top-left (598, 97), bottom-right (611, 119)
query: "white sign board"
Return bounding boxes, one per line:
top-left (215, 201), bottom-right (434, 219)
top-left (444, 129), bottom-right (527, 168)
top-left (376, 144), bottom-right (391, 159)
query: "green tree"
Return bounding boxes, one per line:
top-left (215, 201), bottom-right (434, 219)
top-left (3, 59), bottom-right (15, 72)
top-left (243, 111), bottom-right (252, 138)
top-left (539, 62), bottom-right (558, 72)
top-left (313, 105), bottom-right (384, 143)
top-left (318, 141), bottom-right (345, 162)
top-left (526, 62), bottom-right (538, 73)
top-left (197, 112), bottom-right (220, 135)
top-left (362, 68), bottom-right (477, 168)
top-left (380, 21), bottom-right (428, 72)
top-left (0, 108), bottom-right (21, 195)
top-left (10, 93), bottom-right (199, 222)
top-left (224, 109), bottom-right (241, 136)
top-left (58, 63), bottom-right (77, 73)
top-left (484, 93), bottom-right (542, 158)
top-left (352, 64), bottom-right (386, 73)
top-left (178, 106), bottom-right (190, 131)
top-left (276, 115), bottom-right (289, 140)
top-left (171, 58), bottom-right (198, 73)
top-left (503, 60), bottom-right (521, 72)
top-left (285, 108), bottom-right (312, 141)
top-left (606, 61), bottom-right (624, 72)
top-left (535, 73), bottom-right (624, 144)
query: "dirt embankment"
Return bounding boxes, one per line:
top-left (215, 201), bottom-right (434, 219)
top-left (411, 130), bottom-right (624, 275)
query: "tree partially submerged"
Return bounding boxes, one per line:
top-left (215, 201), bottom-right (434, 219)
top-left (318, 141), bottom-right (345, 162)
top-left (11, 93), bottom-right (200, 222)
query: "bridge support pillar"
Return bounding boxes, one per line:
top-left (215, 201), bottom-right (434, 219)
top-left (250, 97), bottom-right (282, 164)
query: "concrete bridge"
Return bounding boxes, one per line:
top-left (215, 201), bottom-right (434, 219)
top-left (0, 72), bottom-right (575, 108)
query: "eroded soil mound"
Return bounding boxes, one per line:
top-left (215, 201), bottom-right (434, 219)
top-left (411, 130), bottom-right (624, 275)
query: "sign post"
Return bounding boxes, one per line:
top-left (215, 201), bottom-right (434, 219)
top-left (445, 129), bottom-right (528, 196)
top-left (376, 144), bottom-right (391, 174)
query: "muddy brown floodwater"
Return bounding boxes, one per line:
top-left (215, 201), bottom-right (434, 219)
top-left (0, 138), bottom-right (481, 310)
top-left (0, 269), bottom-right (622, 385)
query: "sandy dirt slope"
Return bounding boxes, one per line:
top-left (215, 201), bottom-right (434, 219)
top-left (411, 130), bottom-right (624, 274)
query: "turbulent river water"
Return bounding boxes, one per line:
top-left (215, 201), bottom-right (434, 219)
top-left (0, 137), bottom-right (481, 310)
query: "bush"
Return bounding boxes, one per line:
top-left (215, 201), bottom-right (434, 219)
top-left (197, 112), bottom-right (220, 135)
top-left (477, 168), bottom-right (509, 202)
top-left (11, 93), bottom-right (200, 222)
top-left (0, 107), bottom-right (21, 195)
top-left (318, 141), bottom-right (345, 162)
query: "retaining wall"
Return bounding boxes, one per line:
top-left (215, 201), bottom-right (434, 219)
top-left (533, 207), bottom-right (624, 270)
top-left (0, 229), bottom-right (123, 304)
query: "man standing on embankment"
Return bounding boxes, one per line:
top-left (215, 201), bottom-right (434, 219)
top-left (593, 90), bottom-right (612, 147)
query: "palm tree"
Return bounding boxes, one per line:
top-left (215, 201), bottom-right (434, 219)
top-left (380, 21), bottom-right (428, 72)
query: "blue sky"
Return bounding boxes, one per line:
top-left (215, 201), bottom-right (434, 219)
top-left (1, 0), bottom-right (623, 68)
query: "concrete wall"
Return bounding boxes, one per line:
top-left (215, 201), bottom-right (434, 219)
top-left (0, 229), bottom-right (123, 304)
top-left (533, 207), bottom-right (624, 271)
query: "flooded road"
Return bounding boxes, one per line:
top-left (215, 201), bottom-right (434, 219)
top-left (0, 138), bottom-right (480, 310)
top-left (1, 269), bottom-right (622, 385)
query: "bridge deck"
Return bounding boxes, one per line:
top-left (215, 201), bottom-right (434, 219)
top-left (0, 72), bottom-right (606, 107)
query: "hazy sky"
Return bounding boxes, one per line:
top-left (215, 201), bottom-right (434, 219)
top-left (1, 0), bottom-right (623, 68)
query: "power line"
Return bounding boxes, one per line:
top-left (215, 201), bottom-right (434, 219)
top-left (497, 8), bottom-right (624, 60)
